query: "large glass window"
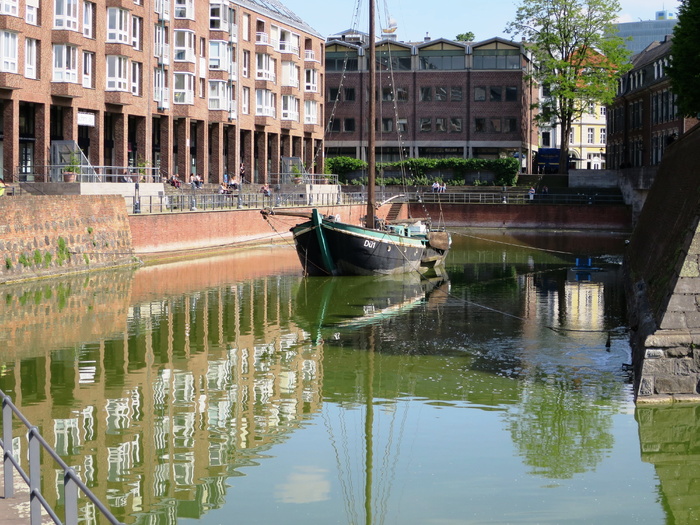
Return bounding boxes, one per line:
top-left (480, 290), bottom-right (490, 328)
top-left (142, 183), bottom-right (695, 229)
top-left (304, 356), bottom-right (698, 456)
top-left (209, 41), bottom-right (229, 70)
top-left (256, 88), bottom-right (276, 117)
top-left (505, 86), bottom-right (518, 101)
top-left (281, 95), bottom-right (299, 121)
top-left (419, 86), bottom-right (432, 102)
top-left (106, 55), bottom-right (128, 91)
top-left (54, 0), bottom-right (79, 30)
top-left (305, 69), bottom-right (318, 92)
top-left (419, 54), bottom-right (464, 70)
top-left (472, 50), bottom-right (521, 69)
top-left (174, 0), bottom-right (193, 19)
top-left (107, 8), bottom-right (129, 44)
top-left (304, 100), bottom-right (318, 124)
top-left (0, 30), bottom-right (17, 73)
top-left (173, 72), bottom-right (194, 104)
top-left (419, 117), bottom-right (431, 132)
top-left (174, 30), bottom-right (195, 62)
top-left (1, 0), bottom-right (18, 16)
top-left (82, 2), bottom-right (93, 37)
top-left (208, 80), bottom-right (227, 110)
top-left (52, 44), bottom-right (78, 82)
top-left (474, 86), bottom-right (486, 101)
top-left (209, 1), bottom-right (228, 30)
top-left (281, 61), bottom-right (299, 87)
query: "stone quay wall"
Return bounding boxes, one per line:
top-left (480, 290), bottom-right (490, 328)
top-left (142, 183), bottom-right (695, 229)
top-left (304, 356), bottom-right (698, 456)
top-left (625, 123), bottom-right (700, 403)
top-left (0, 195), bottom-right (136, 284)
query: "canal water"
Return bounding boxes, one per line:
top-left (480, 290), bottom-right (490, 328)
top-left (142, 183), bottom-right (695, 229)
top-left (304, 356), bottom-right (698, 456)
top-left (0, 230), bottom-right (698, 524)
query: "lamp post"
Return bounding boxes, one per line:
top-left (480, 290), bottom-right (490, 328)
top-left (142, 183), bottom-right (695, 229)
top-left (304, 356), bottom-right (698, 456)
top-left (133, 182), bottom-right (141, 214)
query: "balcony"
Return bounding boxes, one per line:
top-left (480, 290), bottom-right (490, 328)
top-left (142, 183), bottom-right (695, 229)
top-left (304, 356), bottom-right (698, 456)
top-left (304, 50), bottom-right (317, 62)
top-left (279, 41), bottom-right (299, 56)
top-left (155, 43), bottom-right (170, 65)
top-left (255, 32), bottom-right (270, 45)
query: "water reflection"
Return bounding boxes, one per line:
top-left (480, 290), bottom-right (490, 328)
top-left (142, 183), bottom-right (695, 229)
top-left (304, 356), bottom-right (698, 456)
top-left (0, 232), bottom-right (678, 524)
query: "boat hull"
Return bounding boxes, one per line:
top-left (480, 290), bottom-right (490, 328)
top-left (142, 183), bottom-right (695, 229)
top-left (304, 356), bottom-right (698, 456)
top-left (292, 216), bottom-right (426, 276)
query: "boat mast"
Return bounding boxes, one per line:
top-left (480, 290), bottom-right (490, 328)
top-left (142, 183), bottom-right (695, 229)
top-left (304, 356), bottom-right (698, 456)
top-left (367, 0), bottom-right (376, 229)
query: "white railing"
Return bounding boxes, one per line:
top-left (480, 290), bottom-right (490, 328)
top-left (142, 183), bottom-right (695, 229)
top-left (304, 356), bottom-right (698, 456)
top-left (304, 50), bottom-right (316, 61)
top-left (279, 41), bottom-right (299, 55)
top-left (255, 32), bottom-right (269, 44)
top-left (255, 70), bottom-right (276, 82)
top-left (155, 43), bottom-right (170, 65)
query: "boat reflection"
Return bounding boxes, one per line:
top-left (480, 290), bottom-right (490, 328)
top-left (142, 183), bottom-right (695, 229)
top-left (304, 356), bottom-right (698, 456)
top-left (293, 271), bottom-right (449, 343)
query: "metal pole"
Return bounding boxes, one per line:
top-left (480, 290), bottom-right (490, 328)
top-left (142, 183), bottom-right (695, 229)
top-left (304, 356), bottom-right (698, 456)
top-left (3, 399), bottom-right (14, 498)
top-left (64, 470), bottom-right (79, 525)
top-left (28, 428), bottom-right (41, 525)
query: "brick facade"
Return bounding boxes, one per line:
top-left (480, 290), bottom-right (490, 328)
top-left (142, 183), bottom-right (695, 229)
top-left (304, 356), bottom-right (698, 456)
top-left (0, 0), bottom-right (325, 185)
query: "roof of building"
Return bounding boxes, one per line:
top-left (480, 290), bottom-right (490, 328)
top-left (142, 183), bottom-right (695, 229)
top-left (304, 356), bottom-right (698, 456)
top-left (234, 0), bottom-right (322, 38)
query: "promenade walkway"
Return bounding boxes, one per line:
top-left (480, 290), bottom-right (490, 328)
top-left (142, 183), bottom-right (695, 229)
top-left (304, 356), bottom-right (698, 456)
top-left (0, 470), bottom-right (52, 525)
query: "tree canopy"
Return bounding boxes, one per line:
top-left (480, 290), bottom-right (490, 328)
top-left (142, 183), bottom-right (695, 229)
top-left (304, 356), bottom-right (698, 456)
top-left (506, 0), bottom-right (630, 173)
top-left (455, 32), bottom-right (475, 42)
top-left (668, 0), bottom-right (700, 117)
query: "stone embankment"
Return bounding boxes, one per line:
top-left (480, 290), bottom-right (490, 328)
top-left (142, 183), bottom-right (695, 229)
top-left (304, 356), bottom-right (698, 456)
top-left (625, 123), bottom-right (700, 403)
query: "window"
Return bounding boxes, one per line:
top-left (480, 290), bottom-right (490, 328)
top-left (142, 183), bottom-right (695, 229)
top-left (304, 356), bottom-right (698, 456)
top-left (600, 128), bottom-right (606, 144)
top-left (106, 55), bottom-right (128, 91)
top-left (208, 80), bottom-right (227, 109)
top-left (52, 44), bottom-right (78, 82)
top-left (174, 30), bottom-right (195, 62)
top-left (397, 118), bottom-right (407, 133)
top-left (281, 95), bottom-right (299, 120)
top-left (419, 87), bottom-right (432, 102)
top-left (474, 118), bottom-right (485, 132)
top-left (435, 117), bottom-right (447, 132)
top-left (381, 118), bottom-right (393, 133)
top-left (132, 17), bottom-right (142, 50)
top-left (569, 129), bottom-right (574, 144)
top-left (489, 118), bottom-right (501, 132)
top-left (490, 86), bottom-right (502, 101)
top-left (435, 86), bottom-right (448, 102)
top-left (1, 0), bottom-right (17, 16)
top-left (0, 32), bottom-right (16, 75)
top-left (210, 1), bottom-right (228, 30)
top-left (54, 0), bottom-right (79, 30)
top-left (587, 127), bottom-right (594, 144)
top-left (451, 86), bottom-right (462, 101)
top-left (419, 117), bottom-right (431, 132)
top-left (242, 14), bottom-right (250, 41)
top-left (505, 86), bottom-right (517, 101)
top-left (503, 117), bottom-right (517, 133)
top-left (131, 61), bottom-right (141, 95)
top-left (173, 72), bottom-right (194, 104)
top-left (381, 87), bottom-right (394, 101)
top-left (82, 2), bottom-right (93, 37)
top-left (242, 50), bottom-right (250, 77)
top-left (305, 69), bottom-right (318, 92)
top-left (242, 86), bottom-right (249, 114)
top-left (474, 86), bottom-right (486, 101)
top-left (344, 118), bottom-right (356, 132)
top-left (541, 131), bottom-right (551, 147)
top-left (107, 8), bottom-right (129, 44)
top-left (328, 87), bottom-right (339, 101)
top-left (153, 67), bottom-right (167, 106)
top-left (26, 0), bottom-right (38, 24)
top-left (174, 0), bottom-right (193, 19)
top-left (304, 100), bottom-right (318, 124)
top-left (82, 51), bottom-right (94, 88)
top-left (589, 102), bottom-right (595, 114)
top-left (256, 88), bottom-right (275, 117)
top-left (600, 106), bottom-right (607, 117)
top-left (329, 119), bottom-right (341, 132)
top-left (396, 87), bottom-right (408, 102)
top-left (472, 50), bottom-right (520, 69)
top-left (25, 38), bottom-right (37, 79)
top-left (281, 61), bottom-right (299, 87)
top-left (450, 117), bottom-right (462, 133)
top-left (209, 41), bottom-right (229, 70)
top-left (345, 87), bottom-right (355, 101)
top-left (256, 53), bottom-right (275, 81)
top-left (419, 54), bottom-right (464, 70)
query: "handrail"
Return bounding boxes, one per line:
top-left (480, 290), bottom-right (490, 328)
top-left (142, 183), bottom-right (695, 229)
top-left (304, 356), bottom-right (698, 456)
top-left (1, 390), bottom-right (124, 525)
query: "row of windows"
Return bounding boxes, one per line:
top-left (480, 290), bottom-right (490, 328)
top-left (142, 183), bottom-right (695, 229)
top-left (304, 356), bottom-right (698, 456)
top-left (328, 116), bottom-right (519, 134)
top-left (326, 85), bottom-right (519, 103)
top-left (325, 51), bottom-right (522, 72)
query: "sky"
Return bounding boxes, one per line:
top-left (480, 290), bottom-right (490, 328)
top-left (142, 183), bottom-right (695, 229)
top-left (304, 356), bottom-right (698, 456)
top-left (279, 0), bottom-right (681, 42)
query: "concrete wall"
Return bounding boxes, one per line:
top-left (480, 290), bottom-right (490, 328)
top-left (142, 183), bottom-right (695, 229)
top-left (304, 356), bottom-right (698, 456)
top-left (0, 195), bottom-right (136, 284)
top-left (625, 125), bottom-right (700, 402)
top-left (568, 169), bottom-right (619, 188)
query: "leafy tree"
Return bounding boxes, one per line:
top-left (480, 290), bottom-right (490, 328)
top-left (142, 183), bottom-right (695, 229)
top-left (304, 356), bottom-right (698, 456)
top-left (668, 0), bottom-right (700, 117)
top-left (506, 0), bottom-right (630, 173)
top-left (455, 31), bottom-right (475, 41)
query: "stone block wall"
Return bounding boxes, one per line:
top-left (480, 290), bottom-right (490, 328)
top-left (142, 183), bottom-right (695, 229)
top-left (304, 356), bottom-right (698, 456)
top-left (0, 195), bottom-right (136, 284)
top-left (625, 123), bottom-right (700, 402)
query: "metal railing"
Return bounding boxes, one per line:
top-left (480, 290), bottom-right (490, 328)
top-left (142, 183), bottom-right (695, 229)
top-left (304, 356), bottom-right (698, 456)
top-left (1, 391), bottom-right (123, 525)
top-left (17, 165), bottom-right (163, 184)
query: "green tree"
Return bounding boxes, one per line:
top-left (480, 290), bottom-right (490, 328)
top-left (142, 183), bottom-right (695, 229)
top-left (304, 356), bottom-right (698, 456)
top-left (506, 0), bottom-right (630, 173)
top-left (455, 31), bottom-right (475, 41)
top-left (668, 0), bottom-right (700, 117)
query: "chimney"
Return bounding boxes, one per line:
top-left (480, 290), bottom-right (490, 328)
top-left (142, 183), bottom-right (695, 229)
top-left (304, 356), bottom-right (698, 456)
top-left (424, 32), bottom-right (430, 42)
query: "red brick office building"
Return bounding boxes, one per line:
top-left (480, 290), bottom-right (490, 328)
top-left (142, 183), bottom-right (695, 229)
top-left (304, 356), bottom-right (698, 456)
top-left (324, 33), bottom-right (538, 172)
top-left (0, 0), bottom-right (325, 184)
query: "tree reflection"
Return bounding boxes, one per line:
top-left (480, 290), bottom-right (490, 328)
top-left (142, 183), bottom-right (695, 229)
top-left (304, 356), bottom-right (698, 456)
top-left (506, 371), bottom-right (616, 479)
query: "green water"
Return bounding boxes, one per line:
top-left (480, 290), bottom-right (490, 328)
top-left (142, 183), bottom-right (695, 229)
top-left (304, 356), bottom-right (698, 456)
top-left (0, 230), bottom-right (697, 524)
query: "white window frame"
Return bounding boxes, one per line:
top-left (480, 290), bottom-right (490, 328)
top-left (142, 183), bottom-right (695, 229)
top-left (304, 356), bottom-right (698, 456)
top-left (600, 128), bottom-right (606, 145)
top-left (255, 88), bottom-right (276, 117)
top-left (26, 0), bottom-right (38, 24)
top-left (587, 127), bottom-right (594, 144)
top-left (131, 61), bottom-right (141, 95)
top-left (153, 67), bottom-right (169, 108)
top-left (107, 8), bottom-right (130, 44)
top-left (209, 0), bottom-right (228, 30)
top-left (0, 31), bottom-right (17, 73)
top-left (173, 0), bottom-right (193, 19)
top-left (174, 30), bottom-right (195, 62)
top-left (173, 72), bottom-right (194, 104)
top-left (82, 51), bottom-right (94, 88)
top-left (25, 38), bottom-right (37, 79)
top-left (54, 0), bottom-right (79, 30)
top-left (106, 55), bottom-right (128, 91)
top-left (52, 44), bottom-right (78, 82)
top-left (132, 16), bottom-right (142, 50)
top-left (304, 69), bottom-right (318, 92)
top-left (208, 80), bottom-right (227, 110)
top-left (255, 53), bottom-right (275, 82)
top-left (209, 40), bottom-right (229, 70)
top-left (242, 86), bottom-right (249, 114)
top-left (281, 95), bottom-right (299, 121)
top-left (242, 50), bottom-right (250, 77)
top-left (281, 61), bottom-right (299, 88)
top-left (82, 2), bottom-right (93, 37)
top-left (304, 100), bottom-right (318, 124)
top-left (1, 0), bottom-right (18, 16)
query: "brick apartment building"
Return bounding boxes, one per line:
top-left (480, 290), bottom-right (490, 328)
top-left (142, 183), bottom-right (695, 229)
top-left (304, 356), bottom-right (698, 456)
top-left (607, 36), bottom-right (697, 169)
top-left (0, 0), bottom-right (325, 184)
top-left (324, 31), bottom-right (538, 172)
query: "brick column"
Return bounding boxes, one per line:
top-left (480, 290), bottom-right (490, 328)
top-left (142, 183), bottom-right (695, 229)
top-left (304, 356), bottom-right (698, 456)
top-left (158, 116), bottom-right (173, 180)
top-left (112, 112), bottom-right (128, 168)
top-left (255, 130), bottom-right (268, 184)
top-left (268, 132), bottom-right (280, 185)
top-left (35, 102), bottom-right (50, 182)
top-left (3, 98), bottom-right (18, 182)
top-left (175, 117), bottom-right (191, 181)
top-left (88, 109), bottom-right (104, 169)
top-left (195, 119), bottom-right (208, 183)
top-left (240, 129), bottom-right (253, 184)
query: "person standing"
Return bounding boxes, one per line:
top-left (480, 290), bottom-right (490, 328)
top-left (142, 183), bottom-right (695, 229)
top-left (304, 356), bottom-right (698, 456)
top-left (528, 186), bottom-right (535, 201)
